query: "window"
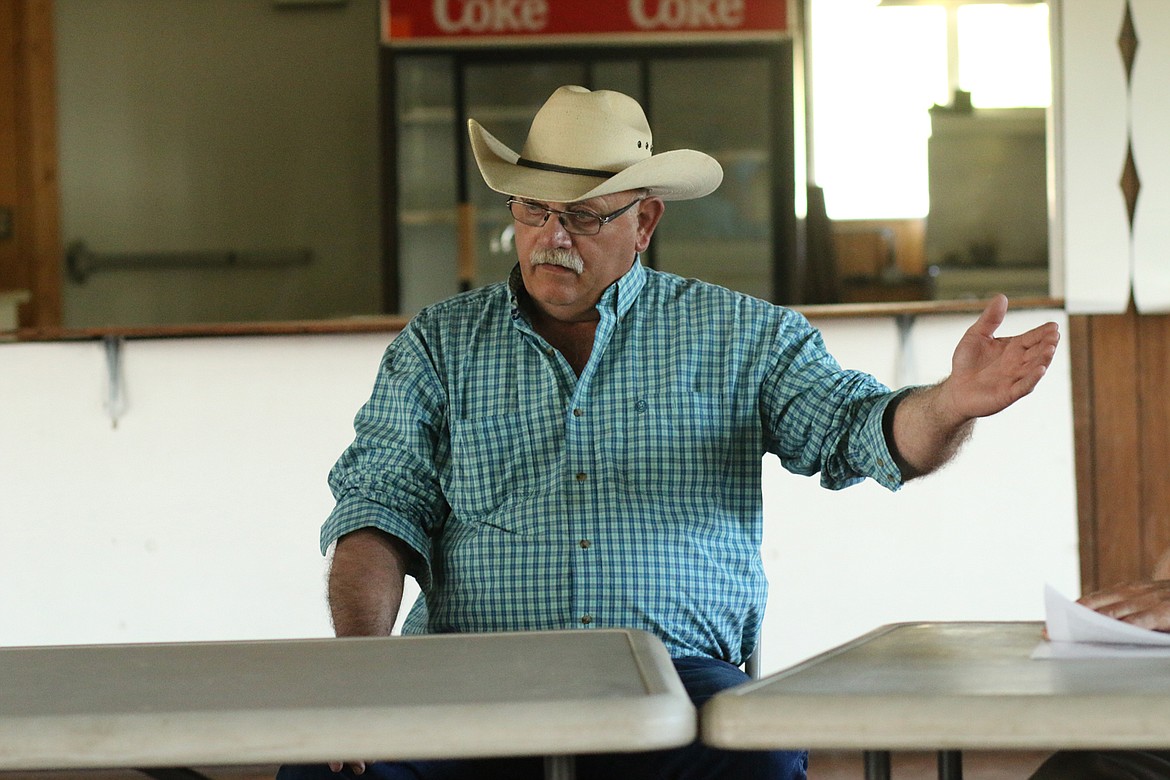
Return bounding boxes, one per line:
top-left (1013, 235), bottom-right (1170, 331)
top-left (809, 1), bottom-right (1050, 220)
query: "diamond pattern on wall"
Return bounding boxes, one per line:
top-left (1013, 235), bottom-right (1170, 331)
top-left (1120, 0), bottom-right (1140, 228)
top-left (1122, 141), bottom-right (1141, 227)
top-left (1120, 0), bottom-right (1139, 80)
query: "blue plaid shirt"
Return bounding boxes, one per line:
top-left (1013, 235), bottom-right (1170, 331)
top-left (322, 260), bottom-right (904, 663)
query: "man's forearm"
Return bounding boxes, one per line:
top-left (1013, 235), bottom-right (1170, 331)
top-left (327, 527), bottom-right (414, 637)
top-left (887, 382), bottom-right (974, 480)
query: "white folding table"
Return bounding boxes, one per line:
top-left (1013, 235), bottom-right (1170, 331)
top-left (703, 621), bottom-right (1170, 780)
top-left (0, 628), bottom-right (695, 779)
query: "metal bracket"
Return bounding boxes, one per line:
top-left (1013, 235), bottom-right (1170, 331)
top-left (104, 336), bottom-right (127, 428)
top-left (67, 241), bottom-right (312, 283)
top-left (894, 313), bottom-right (917, 388)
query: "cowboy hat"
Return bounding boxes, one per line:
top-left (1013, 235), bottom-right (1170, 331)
top-left (468, 85), bottom-right (723, 203)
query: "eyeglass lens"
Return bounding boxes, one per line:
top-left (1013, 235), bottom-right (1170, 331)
top-left (508, 201), bottom-right (602, 235)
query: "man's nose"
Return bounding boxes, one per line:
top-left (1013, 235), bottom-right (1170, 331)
top-left (539, 213), bottom-right (574, 245)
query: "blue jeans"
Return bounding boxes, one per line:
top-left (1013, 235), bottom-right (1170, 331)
top-left (276, 655), bottom-right (807, 780)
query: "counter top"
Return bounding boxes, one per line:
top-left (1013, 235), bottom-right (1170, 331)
top-left (4, 297), bottom-right (1064, 342)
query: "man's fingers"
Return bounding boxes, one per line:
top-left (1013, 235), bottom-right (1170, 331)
top-left (328, 761), bottom-right (367, 775)
top-left (1020, 322), bottom-right (1061, 351)
top-left (970, 293), bottom-right (1009, 339)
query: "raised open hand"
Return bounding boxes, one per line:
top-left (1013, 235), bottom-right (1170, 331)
top-left (946, 294), bottom-right (1060, 420)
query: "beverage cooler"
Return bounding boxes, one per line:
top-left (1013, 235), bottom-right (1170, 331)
top-left (379, 0), bottom-right (797, 314)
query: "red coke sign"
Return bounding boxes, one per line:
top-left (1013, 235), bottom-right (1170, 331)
top-left (382, 0), bottom-right (788, 45)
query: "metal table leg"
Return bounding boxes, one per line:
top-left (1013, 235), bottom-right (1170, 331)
top-left (864, 750), bottom-right (892, 780)
top-left (544, 755), bottom-right (577, 780)
top-left (938, 750), bottom-right (963, 780)
top-left (136, 771), bottom-right (212, 780)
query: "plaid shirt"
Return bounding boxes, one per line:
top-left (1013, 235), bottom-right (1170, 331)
top-left (322, 260), bottom-right (903, 663)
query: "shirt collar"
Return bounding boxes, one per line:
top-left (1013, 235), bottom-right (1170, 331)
top-left (508, 255), bottom-right (647, 323)
top-left (602, 255), bottom-right (646, 319)
top-left (507, 264), bottom-right (529, 321)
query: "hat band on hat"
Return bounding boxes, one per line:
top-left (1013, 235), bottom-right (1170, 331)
top-left (516, 157), bottom-right (614, 179)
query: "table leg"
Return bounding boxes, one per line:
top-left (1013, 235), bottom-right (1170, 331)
top-left (937, 750), bottom-right (963, 780)
top-left (136, 770), bottom-right (212, 780)
top-left (864, 750), bottom-right (891, 780)
top-left (544, 755), bottom-right (577, 780)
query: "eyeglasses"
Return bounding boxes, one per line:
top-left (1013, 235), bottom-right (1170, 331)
top-left (505, 196), bottom-right (644, 236)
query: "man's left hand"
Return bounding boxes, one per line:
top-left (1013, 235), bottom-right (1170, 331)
top-left (944, 294), bottom-right (1060, 420)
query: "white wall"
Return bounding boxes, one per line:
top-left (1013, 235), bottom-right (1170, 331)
top-left (0, 333), bottom-right (386, 646)
top-left (761, 308), bottom-right (1078, 671)
top-left (0, 310), bottom-right (1077, 672)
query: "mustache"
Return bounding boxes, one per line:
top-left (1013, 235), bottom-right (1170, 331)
top-left (530, 248), bottom-right (584, 275)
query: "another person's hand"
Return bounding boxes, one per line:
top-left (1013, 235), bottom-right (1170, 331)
top-left (944, 294), bottom-right (1060, 420)
top-left (1079, 581), bottom-right (1170, 632)
top-left (328, 760), bottom-right (367, 775)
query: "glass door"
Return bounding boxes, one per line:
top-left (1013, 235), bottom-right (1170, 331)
top-left (649, 56), bottom-right (777, 302)
top-left (392, 54), bottom-right (459, 312)
top-left (462, 62), bottom-right (589, 290)
top-left (387, 43), bottom-right (793, 314)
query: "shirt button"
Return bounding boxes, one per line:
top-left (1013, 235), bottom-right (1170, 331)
top-left (575, 472), bottom-right (587, 482)
top-left (579, 539), bottom-right (591, 549)
top-left (545, 347), bottom-right (556, 357)
top-left (580, 614), bottom-right (593, 625)
top-left (634, 399), bottom-right (648, 413)
top-left (572, 408), bottom-right (584, 417)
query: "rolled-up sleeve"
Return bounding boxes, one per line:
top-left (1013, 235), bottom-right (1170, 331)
top-left (320, 325), bottom-right (450, 586)
top-left (760, 311), bottom-right (910, 491)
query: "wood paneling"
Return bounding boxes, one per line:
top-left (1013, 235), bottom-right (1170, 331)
top-left (1072, 305), bottom-right (1170, 592)
top-left (0, 0), bottom-right (61, 327)
top-left (831, 218), bottom-right (926, 278)
top-left (1137, 313), bottom-right (1170, 573)
top-left (1069, 314), bottom-right (1098, 591)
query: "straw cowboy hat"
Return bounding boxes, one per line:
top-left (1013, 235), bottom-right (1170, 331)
top-left (468, 85), bottom-right (723, 203)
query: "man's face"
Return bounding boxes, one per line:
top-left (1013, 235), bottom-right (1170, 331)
top-left (512, 191), bottom-right (664, 324)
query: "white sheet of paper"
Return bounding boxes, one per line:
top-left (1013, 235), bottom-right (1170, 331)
top-left (1033, 583), bottom-right (1170, 659)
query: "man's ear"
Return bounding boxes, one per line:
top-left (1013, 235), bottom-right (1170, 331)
top-left (634, 197), bottom-right (666, 253)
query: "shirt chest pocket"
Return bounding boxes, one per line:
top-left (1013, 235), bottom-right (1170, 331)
top-left (447, 412), bottom-right (553, 527)
top-left (607, 391), bottom-right (729, 496)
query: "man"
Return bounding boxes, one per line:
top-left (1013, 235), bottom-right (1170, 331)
top-left (280, 85), bottom-right (1060, 779)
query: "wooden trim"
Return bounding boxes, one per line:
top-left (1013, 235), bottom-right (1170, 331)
top-left (5, 297), bottom-right (1070, 342)
top-left (794, 296), bottom-right (1064, 321)
top-left (1069, 305), bottom-right (1170, 593)
top-left (1137, 313), bottom-right (1170, 576)
top-left (1069, 314), bottom-right (1097, 592)
top-left (1091, 307), bottom-right (1143, 588)
top-left (0, 0), bottom-right (61, 328)
top-left (21, 0), bottom-right (62, 327)
top-left (8, 316), bottom-right (413, 342)
top-left (0, 2), bottom-right (21, 298)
